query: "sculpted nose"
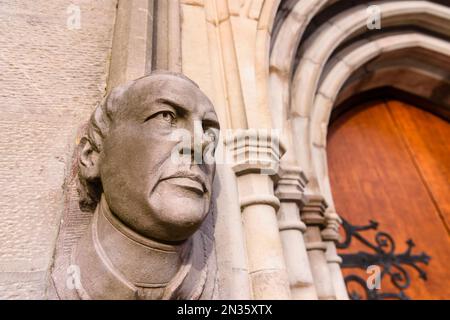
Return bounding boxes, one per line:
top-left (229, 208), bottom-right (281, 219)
top-left (177, 121), bottom-right (209, 164)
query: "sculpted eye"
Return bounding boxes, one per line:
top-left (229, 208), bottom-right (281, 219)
top-left (145, 111), bottom-right (176, 125)
top-left (160, 111), bottom-right (175, 123)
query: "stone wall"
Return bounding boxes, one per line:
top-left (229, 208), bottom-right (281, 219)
top-left (0, 0), bottom-right (117, 299)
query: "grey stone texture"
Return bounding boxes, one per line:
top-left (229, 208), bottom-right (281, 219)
top-left (0, 0), bottom-right (117, 299)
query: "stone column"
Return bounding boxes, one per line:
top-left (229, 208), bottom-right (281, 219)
top-left (322, 211), bottom-right (350, 300)
top-left (107, 0), bottom-right (154, 90)
top-left (226, 130), bottom-right (291, 299)
top-left (152, 0), bottom-right (182, 71)
top-left (275, 166), bottom-right (318, 299)
top-left (107, 0), bottom-right (183, 91)
top-left (301, 194), bottom-right (336, 299)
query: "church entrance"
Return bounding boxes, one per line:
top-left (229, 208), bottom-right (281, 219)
top-left (327, 99), bottom-right (450, 299)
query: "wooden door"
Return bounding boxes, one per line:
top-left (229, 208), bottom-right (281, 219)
top-left (327, 99), bottom-right (450, 299)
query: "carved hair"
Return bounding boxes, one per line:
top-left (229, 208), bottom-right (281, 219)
top-left (77, 71), bottom-right (199, 212)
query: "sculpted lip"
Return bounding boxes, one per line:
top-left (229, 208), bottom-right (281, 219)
top-left (160, 172), bottom-right (206, 195)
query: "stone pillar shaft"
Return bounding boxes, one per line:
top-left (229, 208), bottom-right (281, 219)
top-left (227, 130), bottom-right (291, 299)
top-left (301, 195), bottom-right (336, 299)
top-left (275, 166), bottom-right (317, 299)
top-left (239, 174), bottom-right (290, 299)
top-left (322, 211), bottom-right (350, 300)
top-left (107, 0), bottom-right (154, 90)
top-left (325, 241), bottom-right (349, 300)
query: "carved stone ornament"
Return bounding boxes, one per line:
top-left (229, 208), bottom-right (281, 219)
top-left (50, 71), bottom-right (220, 299)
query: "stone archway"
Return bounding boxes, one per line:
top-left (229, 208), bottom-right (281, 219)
top-left (269, 0), bottom-right (450, 300)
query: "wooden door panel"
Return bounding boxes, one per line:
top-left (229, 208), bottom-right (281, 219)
top-left (387, 100), bottom-right (450, 231)
top-left (327, 100), bottom-right (450, 299)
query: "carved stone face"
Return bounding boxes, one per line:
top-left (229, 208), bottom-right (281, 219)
top-left (95, 74), bottom-right (219, 242)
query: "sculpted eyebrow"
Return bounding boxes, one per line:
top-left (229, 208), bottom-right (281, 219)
top-left (154, 98), bottom-right (188, 116)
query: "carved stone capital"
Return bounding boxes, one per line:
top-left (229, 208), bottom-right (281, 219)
top-left (274, 165), bottom-right (308, 203)
top-left (321, 211), bottom-right (342, 242)
top-left (300, 194), bottom-right (328, 226)
top-left (224, 129), bottom-right (286, 176)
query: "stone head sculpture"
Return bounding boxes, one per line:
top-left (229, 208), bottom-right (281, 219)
top-left (66, 71), bottom-right (220, 299)
top-left (78, 71), bottom-right (219, 242)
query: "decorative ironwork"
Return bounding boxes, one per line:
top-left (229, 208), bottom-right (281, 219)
top-left (337, 218), bottom-right (431, 300)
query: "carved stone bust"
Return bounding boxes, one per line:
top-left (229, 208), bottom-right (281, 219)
top-left (51, 71), bottom-right (220, 299)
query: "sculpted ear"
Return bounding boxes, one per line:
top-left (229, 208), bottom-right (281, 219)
top-left (79, 137), bottom-right (100, 180)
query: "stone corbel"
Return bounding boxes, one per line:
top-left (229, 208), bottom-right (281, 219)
top-left (301, 194), bottom-right (328, 227)
top-left (275, 165), bottom-right (308, 203)
top-left (321, 211), bottom-right (342, 242)
top-left (275, 166), bottom-right (308, 246)
top-left (225, 129), bottom-right (285, 176)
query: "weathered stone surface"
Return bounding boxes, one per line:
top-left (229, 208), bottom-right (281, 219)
top-left (3, 0), bottom-right (450, 301)
top-left (0, 0), bottom-right (117, 299)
